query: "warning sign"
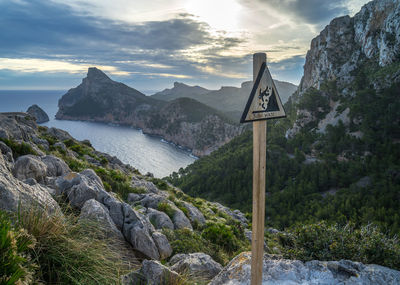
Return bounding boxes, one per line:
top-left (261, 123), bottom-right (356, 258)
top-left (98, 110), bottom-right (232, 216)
top-left (240, 62), bottom-right (286, 123)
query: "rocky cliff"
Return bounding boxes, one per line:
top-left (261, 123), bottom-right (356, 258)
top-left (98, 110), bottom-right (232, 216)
top-left (56, 68), bottom-right (243, 156)
top-left (287, 0), bottom-right (400, 137)
top-left (27, 104), bottom-right (49, 123)
top-left (300, 0), bottom-right (400, 92)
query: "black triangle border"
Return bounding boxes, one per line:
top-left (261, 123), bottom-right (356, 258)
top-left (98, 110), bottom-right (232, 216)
top-left (240, 63), bottom-right (286, 123)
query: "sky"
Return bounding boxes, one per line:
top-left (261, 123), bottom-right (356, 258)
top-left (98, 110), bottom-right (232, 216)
top-left (0, 0), bottom-right (370, 93)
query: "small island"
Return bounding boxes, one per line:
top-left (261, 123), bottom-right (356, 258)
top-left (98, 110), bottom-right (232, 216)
top-left (27, 104), bottom-right (49, 123)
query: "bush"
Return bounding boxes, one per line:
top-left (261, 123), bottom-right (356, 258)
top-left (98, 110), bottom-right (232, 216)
top-left (17, 208), bottom-right (126, 284)
top-left (0, 211), bottom-right (37, 284)
top-left (201, 222), bottom-right (241, 253)
top-left (277, 222), bottom-right (400, 270)
top-left (151, 178), bottom-right (168, 190)
top-left (0, 138), bottom-right (37, 158)
top-left (158, 202), bottom-right (176, 219)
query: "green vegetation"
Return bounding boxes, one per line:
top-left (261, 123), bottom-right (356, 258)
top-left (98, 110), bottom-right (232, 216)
top-left (16, 208), bottom-right (126, 284)
top-left (158, 202), bottom-right (176, 219)
top-left (274, 222), bottom-right (400, 270)
top-left (0, 138), bottom-right (37, 158)
top-left (168, 67), bottom-right (400, 236)
top-left (0, 211), bottom-right (37, 285)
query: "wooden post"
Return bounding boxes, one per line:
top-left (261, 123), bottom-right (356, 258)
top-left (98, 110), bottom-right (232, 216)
top-left (251, 53), bottom-right (267, 285)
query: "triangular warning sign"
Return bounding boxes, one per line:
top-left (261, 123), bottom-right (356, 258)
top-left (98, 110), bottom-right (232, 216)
top-left (240, 62), bottom-right (286, 123)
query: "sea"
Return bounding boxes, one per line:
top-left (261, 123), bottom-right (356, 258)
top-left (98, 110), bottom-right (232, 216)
top-left (0, 90), bottom-right (196, 178)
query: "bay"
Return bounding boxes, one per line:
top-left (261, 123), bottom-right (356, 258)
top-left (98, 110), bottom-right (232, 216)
top-left (0, 90), bottom-right (196, 177)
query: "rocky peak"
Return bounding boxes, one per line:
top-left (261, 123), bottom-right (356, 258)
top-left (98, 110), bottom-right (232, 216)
top-left (86, 67), bottom-right (112, 83)
top-left (26, 104), bottom-right (49, 123)
top-left (300, 0), bottom-right (400, 92)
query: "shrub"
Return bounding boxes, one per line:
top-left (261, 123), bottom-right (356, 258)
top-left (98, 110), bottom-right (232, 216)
top-left (158, 202), bottom-right (176, 219)
top-left (277, 222), bottom-right (400, 270)
top-left (201, 222), bottom-right (240, 253)
top-left (0, 138), bottom-right (37, 158)
top-left (151, 178), bottom-right (168, 190)
top-left (17, 208), bottom-right (126, 284)
top-left (0, 211), bottom-right (37, 285)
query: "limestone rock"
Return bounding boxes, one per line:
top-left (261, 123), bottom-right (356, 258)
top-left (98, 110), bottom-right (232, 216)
top-left (170, 252), bottom-right (223, 280)
top-left (0, 152), bottom-right (60, 214)
top-left (171, 206), bottom-right (193, 230)
top-left (132, 176), bottom-right (159, 193)
top-left (147, 208), bottom-right (174, 230)
top-left (41, 155), bottom-right (70, 177)
top-left (46, 127), bottom-right (73, 141)
top-left (13, 155), bottom-right (47, 183)
top-left (181, 201), bottom-right (206, 226)
top-left (210, 202), bottom-right (248, 226)
top-left (26, 104), bottom-right (49, 123)
top-left (0, 141), bottom-right (14, 166)
top-left (152, 231), bottom-right (173, 260)
top-left (121, 260), bottom-right (181, 285)
top-left (210, 252), bottom-right (400, 285)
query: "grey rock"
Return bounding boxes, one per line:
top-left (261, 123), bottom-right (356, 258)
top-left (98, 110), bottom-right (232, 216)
top-left (137, 193), bottom-right (168, 209)
top-left (152, 231), bottom-right (173, 260)
top-left (211, 202), bottom-right (248, 226)
top-left (127, 193), bottom-right (144, 203)
top-left (79, 199), bottom-right (124, 240)
top-left (122, 260), bottom-right (181, 285)
top-left (26, 104), bottom-right (49, 123)
top-left (356, 176), bottom-right (371, 188)
top-left (41, 155), bottom-right (70, 177)
top-left (13, 155), bottom-right (47, 183)
top-left (171, 205), bottom-right (193, 230)
top-left (210, 252), bottom-right (400, 285)
top-left (56, 170), bottom-right (161, 259)
top-left (53, 142), bottom-right (67, 151)
top-left (147, 208), bottom-right (174, 230)
top-left (46, 127), bottom-right (73, 141)
top-left (132, 176), bottom-right (159, 193)
top-left (0, 113), bottom-right (37, 141)
top-left (170, 252), bottom-right (223, 280)
top-left (0, 128), bottom-right (8, 140)
top-left (31, 136), bottom-right (50, 150)
top-left (0, 141), bottom-right (13, 165)
top-left (181, 201), bottom-right (206, 226)
top-left (0, 152), bottom-right (60, 214)
top-left (23, 178), bottom-right (37, 186)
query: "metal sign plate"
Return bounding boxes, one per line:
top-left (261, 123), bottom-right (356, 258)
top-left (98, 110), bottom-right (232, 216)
top-left (240, 63), bottom-right (286, 123)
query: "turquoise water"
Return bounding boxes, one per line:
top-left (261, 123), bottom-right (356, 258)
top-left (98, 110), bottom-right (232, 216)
top-left (0, 90), bottom-right (196, 177)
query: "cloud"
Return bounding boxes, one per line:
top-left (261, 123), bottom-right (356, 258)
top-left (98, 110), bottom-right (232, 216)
top-left (253, 0), bottom-right (350, 24)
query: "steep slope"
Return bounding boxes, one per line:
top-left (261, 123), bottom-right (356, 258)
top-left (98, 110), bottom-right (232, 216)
top-left (151, 80), bottom-right (297, 120)
top-left (168, 0), bottom-right (400, 234)
top-left (56, 68), bottom-right (243, 156)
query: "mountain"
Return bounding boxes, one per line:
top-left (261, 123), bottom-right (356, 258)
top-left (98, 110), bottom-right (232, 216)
top-left (168, 0), bottom-right (400, 235)
top-left (56, 68), bottom-right (243, 156)
top-left (151, 82), bottom-right (210, 101)
top-left (151, 80), bottom-right (297, 120)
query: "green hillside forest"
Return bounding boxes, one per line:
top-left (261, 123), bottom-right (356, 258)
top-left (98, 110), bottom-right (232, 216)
top-left (168, 61), bottom-right (400, 236)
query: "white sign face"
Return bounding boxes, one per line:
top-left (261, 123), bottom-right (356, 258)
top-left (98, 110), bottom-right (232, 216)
top-left (240, 63), bottom-right (286, 123)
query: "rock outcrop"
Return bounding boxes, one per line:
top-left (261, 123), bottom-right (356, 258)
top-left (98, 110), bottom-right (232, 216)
top-left (169, 253), bottom-right (223, 280)
top-left (26, 104), bottom-right (49, 123)
top-left (210, 252), bottom-right (400, 285)
top-left (300, 0), bottom-right (400, 92)
top-left (56, 68), bottom-right (243, 156)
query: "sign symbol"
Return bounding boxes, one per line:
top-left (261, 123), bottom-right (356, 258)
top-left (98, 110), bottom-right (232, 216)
top-left (240, 62), bottom-right (286, 123)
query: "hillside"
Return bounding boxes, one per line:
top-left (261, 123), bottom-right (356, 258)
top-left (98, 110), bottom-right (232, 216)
top-left (1, 113), bottom-right (399, 284)
top-left (56, 68), bottom-right (243, 156)
top-left (168, 0), bottom-right (400, 235)
top-left (151, 80), bottom-right (297, 120)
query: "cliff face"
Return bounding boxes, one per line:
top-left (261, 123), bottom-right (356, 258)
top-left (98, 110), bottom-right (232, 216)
top-left (56, 68), bottom-right (243, 156)
top-left (300, 0), bottom-right (400, 92)
top-left (288, 0), bottom-right (400, 138)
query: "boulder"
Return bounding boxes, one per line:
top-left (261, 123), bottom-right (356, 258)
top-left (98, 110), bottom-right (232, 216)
top-left (56, 170), bottom-right (161, 260)
top-left (26, 104), bottom-right (49, 123)
top-left (170, 253), bottom-right (222, 280)
top-left (0, 141), bottom-right (14, 165)
top-left (210, 202), bottom-right (248, 226)
top-left (53, 141), bottom-right (67, 151)
top-left (146, 208), bottom-right (174, 230)
top-left (152, 231), bottom-right (173, 260)
top-left (210, 252), bottom-right (400, 285)
top-left (46, 127), bottom-right (73, 141)
top-left (171, 206), bottom-right (193, 230)
top-left (0, 152), bottom-right (60, 214)
top-left (181, 201), bottom-right (206, 226)
top-left (121, 260), bottom-right (181, 285)
top-left (41, 155), bottom-right (70, 177)
top-left (79, 199), bottom-right (123, 240)
top-left (132, 176), bottom-right (159, 193)
top-left (12, 155), bottom-right (47, 183)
